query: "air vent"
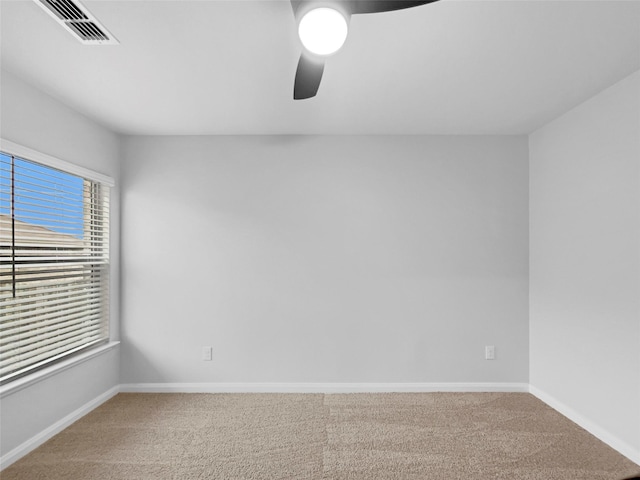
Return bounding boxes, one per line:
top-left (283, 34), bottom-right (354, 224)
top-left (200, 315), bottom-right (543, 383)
top-left (34, 0), bottom-right (118, 45)
top-left (67, 21), bottom-right (109, 42)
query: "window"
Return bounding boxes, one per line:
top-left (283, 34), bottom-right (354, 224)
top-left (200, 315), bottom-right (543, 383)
top-left (0, 147), bottom-right (111, 384)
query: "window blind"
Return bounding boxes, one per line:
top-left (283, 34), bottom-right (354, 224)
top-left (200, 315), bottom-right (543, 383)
top-left (0, 152), bottom-right (110, 384)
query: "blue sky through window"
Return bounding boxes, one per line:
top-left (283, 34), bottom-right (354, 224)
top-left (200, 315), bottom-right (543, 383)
top-left (0, 152), bottom-right (85, 239)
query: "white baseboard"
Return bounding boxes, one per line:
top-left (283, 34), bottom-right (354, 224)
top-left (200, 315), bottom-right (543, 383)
top-left (119, 382), bottom-right (530, 394)
top-left (0, 385), bottom-right (120, 470)
top-left (530, 385), bottom-right (640, 466)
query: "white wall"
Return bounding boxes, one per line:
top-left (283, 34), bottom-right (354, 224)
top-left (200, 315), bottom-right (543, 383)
top-left (0, 70), bottom-right (121, 459)
top-left (120, 135), bottom-right (529, 385)
top-left (530, 71), bottom-right (640, 460)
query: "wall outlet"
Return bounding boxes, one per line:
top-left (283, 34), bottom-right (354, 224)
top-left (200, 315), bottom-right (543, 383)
top-left (485, 345), bottom-right (495, 360)
top-left (202, 346), bottom-right (213, 361)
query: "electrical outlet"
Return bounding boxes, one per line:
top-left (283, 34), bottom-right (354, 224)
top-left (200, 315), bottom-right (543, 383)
top-left (202, 346), bottom-right (213, 361)
top-left (485, 345), bottom-right (495, 360)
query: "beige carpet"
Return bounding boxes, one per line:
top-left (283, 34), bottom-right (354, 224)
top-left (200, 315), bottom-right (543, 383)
top-left (2, 393), bottom-right (638, 479)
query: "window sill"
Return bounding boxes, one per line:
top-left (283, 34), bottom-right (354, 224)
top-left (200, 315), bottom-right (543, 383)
top-left (0, 341), bottom-right (120, 399)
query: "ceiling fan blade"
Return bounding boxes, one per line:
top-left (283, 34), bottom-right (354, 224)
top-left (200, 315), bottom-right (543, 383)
top-left (349, 0), bottom-right (439, 15)
top-left (294, 54), bottom-right (325, 100)
top-left (290, 0), bottom-right (303, 17)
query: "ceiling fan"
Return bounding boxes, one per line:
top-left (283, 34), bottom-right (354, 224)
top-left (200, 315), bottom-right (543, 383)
top-left (291, 0), bottom-right (440, 100)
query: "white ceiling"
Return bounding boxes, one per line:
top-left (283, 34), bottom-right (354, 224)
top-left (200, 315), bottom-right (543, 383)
top-left (1, 0), bottom-right (639, 135)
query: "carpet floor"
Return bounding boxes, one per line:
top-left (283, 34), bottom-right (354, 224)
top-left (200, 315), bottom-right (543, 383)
top-left (2, 392), bottom-right (639, 479)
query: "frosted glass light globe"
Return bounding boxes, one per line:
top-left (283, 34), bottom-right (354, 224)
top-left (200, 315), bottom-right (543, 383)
top-left (298, 8), bottom-right (348, 56)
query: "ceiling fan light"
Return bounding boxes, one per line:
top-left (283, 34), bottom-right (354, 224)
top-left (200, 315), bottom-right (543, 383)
top-left (298, 8), bottom-right (348, 56)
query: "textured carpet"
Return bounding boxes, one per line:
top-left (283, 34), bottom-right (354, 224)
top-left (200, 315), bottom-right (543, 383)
top-left (2, 393), bottom-right (638, 479)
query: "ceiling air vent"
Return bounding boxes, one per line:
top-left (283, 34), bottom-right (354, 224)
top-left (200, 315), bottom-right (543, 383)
top-left (34, 0), bottom-right (119, 45)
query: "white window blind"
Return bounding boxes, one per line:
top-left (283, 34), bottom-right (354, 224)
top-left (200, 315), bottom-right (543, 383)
top-left (0, 151), bottom-right (110, 384)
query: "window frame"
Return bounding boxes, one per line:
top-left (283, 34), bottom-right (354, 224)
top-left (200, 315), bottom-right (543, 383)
top-left (0, 141), bottom-right (114, 188)
top-left (0, 139), bottom-right (114, 387)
